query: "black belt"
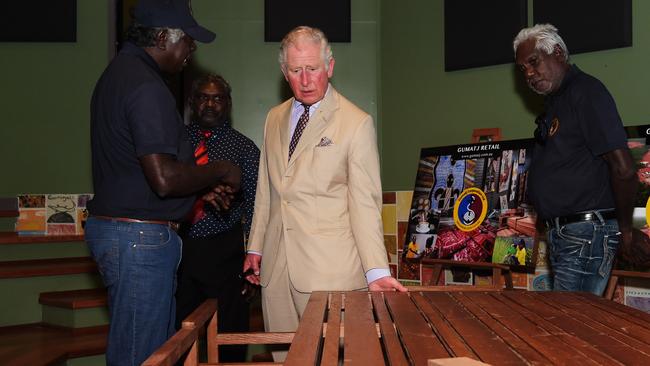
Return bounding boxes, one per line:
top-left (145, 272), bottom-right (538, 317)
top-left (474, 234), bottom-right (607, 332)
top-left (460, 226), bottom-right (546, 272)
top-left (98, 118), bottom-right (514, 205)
top-left (548, 210), bottom-right (617, 227)
top-left (92, 215), bottom-right (180, 232)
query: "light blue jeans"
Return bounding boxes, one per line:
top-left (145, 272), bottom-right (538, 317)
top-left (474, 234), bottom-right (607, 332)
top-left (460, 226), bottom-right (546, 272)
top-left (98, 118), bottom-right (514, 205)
top-left (547, 213), bottom-right (619, 296)
top-left (85, 217), bottom-right (182, 366)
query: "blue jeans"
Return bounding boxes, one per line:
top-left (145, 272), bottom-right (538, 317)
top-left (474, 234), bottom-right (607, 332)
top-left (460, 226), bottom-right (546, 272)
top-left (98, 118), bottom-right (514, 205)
top-left (85, 217), bottom-right (182, 366)
top-left (547, 213), bottom-right (619, 296)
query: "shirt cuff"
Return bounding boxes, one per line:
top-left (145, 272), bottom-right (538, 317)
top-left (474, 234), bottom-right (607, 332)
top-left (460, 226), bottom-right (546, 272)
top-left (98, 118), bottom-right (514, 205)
top-left (366, 268), bottom-right (391, 284)
top-left (247, 250), bottom-right (262, 256)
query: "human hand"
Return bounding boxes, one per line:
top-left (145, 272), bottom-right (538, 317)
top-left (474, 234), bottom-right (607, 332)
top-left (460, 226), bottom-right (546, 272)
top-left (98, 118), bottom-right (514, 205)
top-left (201, 186), bottom-right (235, 211)
top-left (241, 281), bottom-right (260, 303)
top-left (243, 253), bottom-right (262, 285)
top-left (368, 276), bottom-right (407, 292)
top-left (617, 228), bottom-right (650, 268)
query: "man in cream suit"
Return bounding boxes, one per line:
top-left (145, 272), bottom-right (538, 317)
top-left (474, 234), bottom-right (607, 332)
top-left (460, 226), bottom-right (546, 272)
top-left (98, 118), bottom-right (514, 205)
top-left (243, 26), bottom-right (406, 334)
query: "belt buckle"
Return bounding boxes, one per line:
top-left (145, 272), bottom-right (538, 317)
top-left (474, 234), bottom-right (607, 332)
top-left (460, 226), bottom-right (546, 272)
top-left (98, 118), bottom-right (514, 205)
top-left (169, 222), bottom-right (180, 232)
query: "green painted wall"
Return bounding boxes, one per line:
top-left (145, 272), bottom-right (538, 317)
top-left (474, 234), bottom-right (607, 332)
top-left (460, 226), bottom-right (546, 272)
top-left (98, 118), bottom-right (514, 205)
top-left (2, 0), bottom-right (650, 197)
top-left (380, 0), bottom-right (650, 190)
top-left (0, 0), bottom-right (379, 198)
top-left (0, 1), bottom-right (108, 196)
top-left (189, 0), bottom-right (380, 148)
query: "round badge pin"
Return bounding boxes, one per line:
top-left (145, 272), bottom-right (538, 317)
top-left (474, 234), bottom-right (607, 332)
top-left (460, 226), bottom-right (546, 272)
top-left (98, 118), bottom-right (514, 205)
top-left (453, 188), bottom-right (488, 232)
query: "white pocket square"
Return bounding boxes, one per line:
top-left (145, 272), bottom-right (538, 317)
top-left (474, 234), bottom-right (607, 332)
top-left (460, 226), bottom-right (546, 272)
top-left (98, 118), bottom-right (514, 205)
top-left (316, 137), bottom-right (333, 147)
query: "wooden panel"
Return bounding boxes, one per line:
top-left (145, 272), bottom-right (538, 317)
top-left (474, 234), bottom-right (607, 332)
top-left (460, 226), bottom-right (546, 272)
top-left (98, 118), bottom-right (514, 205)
top-left (320, 292), bottom-right (341, 366)
top-left (451, 292), bottom-right (549, 364)
top-left (532, 294), bottom-right (650, 364)
top-left (181, 299), bottom-right (217, 329)
top-left (422, 292), bottom-right (526, 365)
top-left (0, 257), bottom-right (96, 279)
top-left (0, 323), bottom-right (106, 365)
top-left (410, 292), bottom-right (478, 359)
top-left (142, 327), bottom-right (199, 366)
top-left (0, 210), bottom-right (18, 218)
top-left (371, 292), bottom-right (409, 366)
top-left (492, 292), bottom-right (616, 365)
top-left (284, 291), bottom-right (329, 366)
top-left (343, 292), bottom-right (384, 365)
top-left (574, 291), bottom-right (650, 329)
top-left (384, 292), bottom-right (449, 364)
top-left (526, 292), bottom-right (650, 365)
top-left (39, 288), bottom-right (106, 309)
top-left (215, 332), bottom-right (294, 345)
top-left (460, 292), bottom-right (600, 365)
top-left (0, 232), bottom-right (84, 245)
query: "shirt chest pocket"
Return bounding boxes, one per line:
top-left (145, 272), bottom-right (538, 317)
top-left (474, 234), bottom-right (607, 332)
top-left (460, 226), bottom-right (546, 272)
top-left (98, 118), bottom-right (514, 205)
top-left (312, 145), bottom-right (347, 187)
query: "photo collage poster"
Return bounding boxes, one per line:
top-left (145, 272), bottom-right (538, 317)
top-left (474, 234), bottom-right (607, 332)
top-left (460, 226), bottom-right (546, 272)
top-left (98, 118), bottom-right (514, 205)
top-left (398, 139), bottom-right (538, 283)
top-left (16, 194), bottom-right (93, 235)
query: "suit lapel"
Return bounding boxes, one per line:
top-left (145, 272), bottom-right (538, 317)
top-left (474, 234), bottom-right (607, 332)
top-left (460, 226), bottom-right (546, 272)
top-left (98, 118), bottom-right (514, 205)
top-left (278, 101), bottom-right (292, 171)
top-left (288, 86), bottom-right (338, 167)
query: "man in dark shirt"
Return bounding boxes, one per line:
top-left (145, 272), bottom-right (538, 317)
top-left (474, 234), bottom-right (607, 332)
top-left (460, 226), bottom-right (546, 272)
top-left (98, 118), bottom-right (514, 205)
top-left (513, 24), bottom-right (637, 295)
top-left (176, 74), bottom-right (260, 362)
top-left (85, 1), bottom-right (240, 365)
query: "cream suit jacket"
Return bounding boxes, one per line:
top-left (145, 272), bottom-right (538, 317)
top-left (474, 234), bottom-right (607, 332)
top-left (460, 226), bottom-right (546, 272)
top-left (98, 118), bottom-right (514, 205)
top-left (248, 85), bottom-right (389, 292)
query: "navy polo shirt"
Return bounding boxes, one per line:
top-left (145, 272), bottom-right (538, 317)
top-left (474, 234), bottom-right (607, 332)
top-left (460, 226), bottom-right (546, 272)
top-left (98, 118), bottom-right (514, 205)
top-left (87, 42), bottom-right (194, 221)
top-left (528, 65), bottom-right (628, 220)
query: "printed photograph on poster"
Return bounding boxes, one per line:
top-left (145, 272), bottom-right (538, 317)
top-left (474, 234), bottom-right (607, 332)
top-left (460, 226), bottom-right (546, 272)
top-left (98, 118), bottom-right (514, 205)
top-left (397, 249), bottom-right (420, 281)
top-left (492, 236), bottom-right (533, 267)
top-left (528, 270), bottom-right (552, 291)
top-left (18, 194), bottom-right (45, 208)
top-left (624, 278), bottom-right (650, 313)
top-left (398, 139), bottom-right (538, 282)
top-left (46, 194), bottom-right (77, 224)
top-left (498, 150), bottom-right (513, 193)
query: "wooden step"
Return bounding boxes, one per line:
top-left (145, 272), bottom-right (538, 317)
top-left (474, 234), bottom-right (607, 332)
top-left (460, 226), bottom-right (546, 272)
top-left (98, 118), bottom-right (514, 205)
top-left (39, 288), bottom-right (107, 309)
top-left (0, 232), bottom-right (84, 245)
top-left (0, 257), bottom-right (97, 279)
top-left (0, 323), bottom-right (107, 365)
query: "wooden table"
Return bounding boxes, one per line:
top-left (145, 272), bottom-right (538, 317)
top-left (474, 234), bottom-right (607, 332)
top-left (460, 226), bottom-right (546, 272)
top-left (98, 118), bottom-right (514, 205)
top-left (284, 290), bottom-right (650, 365)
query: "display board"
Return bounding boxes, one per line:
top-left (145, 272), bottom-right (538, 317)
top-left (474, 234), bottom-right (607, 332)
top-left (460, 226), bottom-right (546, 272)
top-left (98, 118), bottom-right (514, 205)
top-left (398, 139), bottom-right (538, 282)
top-left (626, 125), bottom-right (650, 238)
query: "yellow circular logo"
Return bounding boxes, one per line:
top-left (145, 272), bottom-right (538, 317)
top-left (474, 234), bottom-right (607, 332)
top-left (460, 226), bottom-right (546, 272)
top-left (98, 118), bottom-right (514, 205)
top-left (453, 188), bottom-right (488, 232)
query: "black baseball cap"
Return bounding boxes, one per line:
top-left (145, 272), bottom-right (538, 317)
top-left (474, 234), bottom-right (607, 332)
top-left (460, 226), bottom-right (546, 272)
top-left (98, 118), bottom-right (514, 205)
top-left (134, 0), bottom-right (216, 43)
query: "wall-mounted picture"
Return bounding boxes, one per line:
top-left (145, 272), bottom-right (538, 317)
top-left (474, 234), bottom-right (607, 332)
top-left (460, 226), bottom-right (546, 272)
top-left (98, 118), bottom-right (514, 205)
top-left (398, 139), bottom-right (539, 282)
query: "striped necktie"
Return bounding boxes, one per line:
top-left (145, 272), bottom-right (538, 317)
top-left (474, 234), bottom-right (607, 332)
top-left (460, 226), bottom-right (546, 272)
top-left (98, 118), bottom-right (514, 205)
top-left (190, 130), bottom-right (213, 224)
top-left (288, 104), bottom-right (310, 161)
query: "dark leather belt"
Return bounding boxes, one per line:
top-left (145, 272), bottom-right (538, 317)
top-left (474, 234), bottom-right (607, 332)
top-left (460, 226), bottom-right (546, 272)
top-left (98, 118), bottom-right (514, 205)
top-left (92, 215), bottom-right (180, 232)
top-left (550, 210), bottom-right (617, 227)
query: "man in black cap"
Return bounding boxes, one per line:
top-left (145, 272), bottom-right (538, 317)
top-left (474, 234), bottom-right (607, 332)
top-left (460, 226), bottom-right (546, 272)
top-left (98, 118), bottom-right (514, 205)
top-left (513, 24), bottom-right (648, 295)
top-left (86, 1), bottom-right (240, 365)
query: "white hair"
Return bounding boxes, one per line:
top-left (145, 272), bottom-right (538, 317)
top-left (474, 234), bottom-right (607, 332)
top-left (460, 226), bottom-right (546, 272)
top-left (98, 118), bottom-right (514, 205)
top-left (165, 28), bottom-right (185, 44)
top-left (513, 24), bottom-right (569, 61)
top-left (278, 26), bottom-right (333, 71)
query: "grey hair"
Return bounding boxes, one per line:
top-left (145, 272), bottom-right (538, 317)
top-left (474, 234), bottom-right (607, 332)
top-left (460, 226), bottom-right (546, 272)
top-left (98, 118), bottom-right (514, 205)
top-left (278, 26), bottom-right (333, 71)
top-left (125, 23), bottom-right (185, 47)
top-left (165, 28), bottom-right (185, 44)
top-left (513, 23), bottom-right (569, 62)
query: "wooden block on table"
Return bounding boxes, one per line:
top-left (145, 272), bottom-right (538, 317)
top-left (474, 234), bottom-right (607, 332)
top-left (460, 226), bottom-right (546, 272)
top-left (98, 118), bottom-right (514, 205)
top-left (428, 356), bottom-right (492, 365)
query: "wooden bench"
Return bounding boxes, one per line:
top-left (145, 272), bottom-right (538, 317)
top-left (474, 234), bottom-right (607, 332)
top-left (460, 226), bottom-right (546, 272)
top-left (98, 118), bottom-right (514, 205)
top-left (284, 290), bottom-right (650, 365)
top-left (604, 269), bottom-right (650, 300)
top-left (420, 258), bottom-right (514, 290)
top-left (143, 299), bottom-right (293, 366)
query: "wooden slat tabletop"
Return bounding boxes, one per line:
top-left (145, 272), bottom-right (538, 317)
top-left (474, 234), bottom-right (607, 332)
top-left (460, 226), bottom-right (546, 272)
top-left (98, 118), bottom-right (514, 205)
top-left (284, 290), bottom-right (650, 366)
